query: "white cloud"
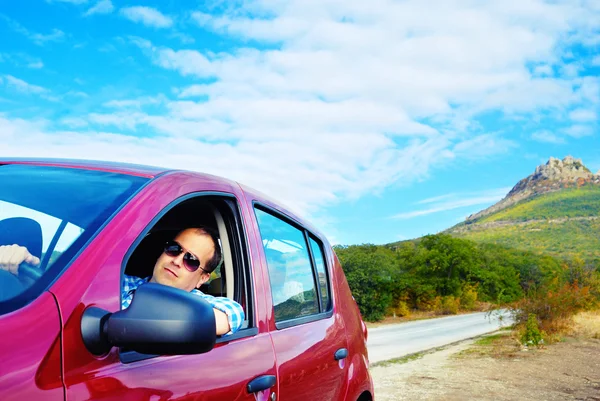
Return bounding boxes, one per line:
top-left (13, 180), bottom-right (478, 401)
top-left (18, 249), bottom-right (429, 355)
top-left (103, 95), bottom-right (165, 109)
top-left (60, 117), bottom-right (89, 128)
top-left (0, 115), bottom-right (445, 216)
top-left (120, 6), bottom-right (173, 28)
top-left (29, 29), bottom-right (65, 45)
top-left (47, 0), bottom-right (88, 4)
top-left (531, 130), bottom-right (565, 144)
top-left (3, 0), bottom-right (600, 220)
top-left (392, 187), bottom-right (511, 220)
top-left (2, 75), bottom-right (47, 95)
top-left (27, 61), bottom-right (44, 69)
top-left (170, 32), bottom-right (195, 44)
top-left (0, 53), bottom-right (44, 69)
top-left (569, 108), bottom-right (597, 122)
top-left (84, 0), bottom-right (114, 16)
top-left (592, 56), bottom-right (600, 66)
top-left (563, 124), bottom-right (595, 138)
top-left (533, 64), bottom-right (553, 76)
top-left (1, 16), bottom-right (65, 46)
top-left (452, 134), bottom-right (518, 159)
top-left (65, 90), bottom-right (89, 98)
top-left (561, 62), bottom-right (582, 77)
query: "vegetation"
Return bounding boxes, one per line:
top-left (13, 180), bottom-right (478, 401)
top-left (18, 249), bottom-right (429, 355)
top-left (451, 186), bottom-right (600, 263)
top-left (336, 233), bottom-right (600, 339)
top-left (455, 218), bottom-right (600, 263)
top-left (478, 185), bottom-right (600, 223)
top-left (521, 314), bottom-right (543, 347)
top-left (338, 176), bottom-right (600, 342)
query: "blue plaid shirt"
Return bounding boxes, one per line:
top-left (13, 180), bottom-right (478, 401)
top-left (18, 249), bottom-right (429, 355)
top-left (122, 275), bottom-right (245, 336)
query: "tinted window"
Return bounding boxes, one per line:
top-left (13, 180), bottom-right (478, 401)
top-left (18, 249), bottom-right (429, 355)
top-left (255, 208), bottom-right (318, 322)
top-left (309, 237), bottom-right (331, 311)
top-left (0, 164), bottom-right (147, 312)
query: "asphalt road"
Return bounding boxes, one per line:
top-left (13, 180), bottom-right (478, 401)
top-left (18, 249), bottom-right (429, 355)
top-left (367, 310), bottom-right (513, 364)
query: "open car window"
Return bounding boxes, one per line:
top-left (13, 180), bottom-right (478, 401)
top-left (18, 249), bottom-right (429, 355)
top-left (121, 195), bottom-right (252, 360)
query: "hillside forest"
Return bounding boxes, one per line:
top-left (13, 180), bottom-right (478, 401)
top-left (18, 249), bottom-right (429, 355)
top-left (336, 163), bottom-right (600, 340)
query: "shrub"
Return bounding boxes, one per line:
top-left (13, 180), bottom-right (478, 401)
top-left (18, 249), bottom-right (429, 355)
top-left (439, 296), bottom-right (460, 315)
top-left (413, 286), bottom-right (439, 311)
top-left (388, 301), bottom-right (411, 317)
top-left (521, 313), bottom-right (543, 347)
top-left (460, 285), bottom-right (478, 310)
top-left (513, 280), bottom-right (594, 336)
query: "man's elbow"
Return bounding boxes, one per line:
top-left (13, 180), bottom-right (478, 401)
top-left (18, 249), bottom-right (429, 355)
top-left (213, 308), bottom-right (231, 336)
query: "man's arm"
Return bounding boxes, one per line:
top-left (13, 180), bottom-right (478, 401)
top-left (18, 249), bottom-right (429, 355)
top-left (0, 245), bottom-right (40, 275)
top-left (201, 295), bottom-right (245, 336)
top-left (213, 309), bottom-right (232, 335)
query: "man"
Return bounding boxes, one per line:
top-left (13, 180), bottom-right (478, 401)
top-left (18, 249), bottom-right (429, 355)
top-left (0, 227), bottom-right (244, 336)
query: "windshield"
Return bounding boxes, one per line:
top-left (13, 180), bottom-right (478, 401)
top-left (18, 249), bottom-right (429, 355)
top-left (0, 164), bottom-right (148, 312)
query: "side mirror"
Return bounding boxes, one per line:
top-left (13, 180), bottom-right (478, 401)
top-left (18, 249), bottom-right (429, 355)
top-left (81, 283), bottom-right (216, 356)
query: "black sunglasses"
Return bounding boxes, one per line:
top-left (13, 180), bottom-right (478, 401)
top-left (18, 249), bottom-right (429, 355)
top-left (163, 240), bottom-right (209, 274)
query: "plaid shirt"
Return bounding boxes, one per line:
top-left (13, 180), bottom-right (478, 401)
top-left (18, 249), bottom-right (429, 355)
top-left (122, 275), bottom-right (244, 336)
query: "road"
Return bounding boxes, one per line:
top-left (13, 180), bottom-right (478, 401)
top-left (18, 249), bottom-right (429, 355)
top-left (367, 310), bottom-right (513, 364)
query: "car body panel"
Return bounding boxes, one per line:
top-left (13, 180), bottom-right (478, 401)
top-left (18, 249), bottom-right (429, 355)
top-left (0, 292), bottom-right (64, 401)
top-left (240, 188), bottom-right (351, 400)
top-left (332, 252), bottom-right (373, 400)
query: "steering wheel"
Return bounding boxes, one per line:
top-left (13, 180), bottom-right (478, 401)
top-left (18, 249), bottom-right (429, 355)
top-left (0, 263), bottom-right (43, 302)
top-left (0, 269), bottom-right (25, 302)
top-left (18, 262), bottom-right (43, 287)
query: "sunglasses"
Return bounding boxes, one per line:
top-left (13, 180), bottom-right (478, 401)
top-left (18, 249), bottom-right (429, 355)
top-left (163, 240), bottom-right (209, 274)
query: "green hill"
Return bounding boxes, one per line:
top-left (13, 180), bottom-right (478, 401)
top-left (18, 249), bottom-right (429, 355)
top-left (340, 156), bottom-right (600, 323)
top-left (447, 158), bottom-right (600, 263)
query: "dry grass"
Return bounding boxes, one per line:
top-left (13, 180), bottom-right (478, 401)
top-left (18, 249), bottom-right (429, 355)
top-left (571, 309), bottom-right (600, 339)
top-left (453, 331), bottom-right (524, 359)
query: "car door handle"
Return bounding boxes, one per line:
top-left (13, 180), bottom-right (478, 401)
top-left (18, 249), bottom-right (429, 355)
top-left (334, 348), bottom-right (348, 361)
top-left (247, 375), bottom-right (276, 393)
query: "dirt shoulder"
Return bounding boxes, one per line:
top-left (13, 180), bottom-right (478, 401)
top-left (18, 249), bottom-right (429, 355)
top-left (371, 312), bottom-right (600, 401)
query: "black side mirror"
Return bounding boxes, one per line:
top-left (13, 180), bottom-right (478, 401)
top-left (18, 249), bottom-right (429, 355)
top-left (81, 283), bottom-right (216, 356)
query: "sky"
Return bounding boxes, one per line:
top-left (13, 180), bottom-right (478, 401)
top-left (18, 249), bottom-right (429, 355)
top-left (0, 0), bottom-right (599, 246)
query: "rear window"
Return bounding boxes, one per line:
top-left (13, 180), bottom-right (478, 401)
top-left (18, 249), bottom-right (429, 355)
top-left (0, 164), bottom-right (147, 313)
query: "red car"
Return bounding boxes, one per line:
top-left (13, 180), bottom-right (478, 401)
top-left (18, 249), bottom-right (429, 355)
top-left (0, 159), bottom-right (373, 401)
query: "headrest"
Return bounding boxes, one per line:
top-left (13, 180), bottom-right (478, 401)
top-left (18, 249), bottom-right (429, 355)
top-left (0, 217), bottom-right (43, 258)
top-left (125, 230), bottom-right (177, 278)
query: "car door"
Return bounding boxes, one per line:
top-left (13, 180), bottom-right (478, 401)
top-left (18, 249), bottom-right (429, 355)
top-left (250, 204), bottom-right (350, 401)
top-left (52, 174), bottom-right (277, 400)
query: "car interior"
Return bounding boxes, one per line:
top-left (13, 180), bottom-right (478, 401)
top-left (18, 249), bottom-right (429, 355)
top-left (123, 196), bottom-right (249, 328)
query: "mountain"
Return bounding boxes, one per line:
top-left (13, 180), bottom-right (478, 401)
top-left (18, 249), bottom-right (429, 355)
top-left (446, 156), bottom-right (600, 263)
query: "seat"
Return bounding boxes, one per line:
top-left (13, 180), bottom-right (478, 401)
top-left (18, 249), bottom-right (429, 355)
top-left (0, 217), bottom-right (43, 259)
top-left (125, 230), bottom-right (178, 278)
top-left (0, 217), bottom-right (44, 296)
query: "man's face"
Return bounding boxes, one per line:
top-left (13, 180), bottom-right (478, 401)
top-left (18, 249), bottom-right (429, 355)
top-left (150, 229), bottom-right (214, 292)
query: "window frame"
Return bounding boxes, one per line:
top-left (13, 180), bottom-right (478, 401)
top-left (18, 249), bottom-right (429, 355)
top-left (252, 202), bottom-right (334, 330)
top-left (119, 192), bottom-right (257, 364)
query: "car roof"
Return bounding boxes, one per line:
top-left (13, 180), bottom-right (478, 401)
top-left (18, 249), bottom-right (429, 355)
top-left (0, 157), bottom-right (172, 178)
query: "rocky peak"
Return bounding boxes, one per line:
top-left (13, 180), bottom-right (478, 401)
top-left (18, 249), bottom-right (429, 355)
top-left (467, 156), bottom-right (600, 222)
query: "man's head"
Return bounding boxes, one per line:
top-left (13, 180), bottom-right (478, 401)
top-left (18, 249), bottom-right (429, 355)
top-left (150, 227), bottom-right (222, 292)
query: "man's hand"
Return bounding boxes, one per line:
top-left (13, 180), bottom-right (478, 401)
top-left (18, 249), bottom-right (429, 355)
top-left (0, 245), bottom-right (40, 276)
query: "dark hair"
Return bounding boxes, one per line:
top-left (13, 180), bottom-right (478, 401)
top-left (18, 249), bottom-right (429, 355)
top-left (189, 226), bottom-right (222, 273)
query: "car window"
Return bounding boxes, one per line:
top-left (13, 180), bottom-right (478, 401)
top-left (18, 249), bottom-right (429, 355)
top-left (0, 164), bottom-right (147, 311)
top-left (0, 200), bottom-right (84, 268)
top-left (254, 208), bottom-right (320, 322)
top-left (309, 236), bottom-right (331, 311)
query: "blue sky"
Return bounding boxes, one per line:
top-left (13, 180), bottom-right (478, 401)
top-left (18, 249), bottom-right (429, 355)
top-left (1, 0), bottom-right (599, 245)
